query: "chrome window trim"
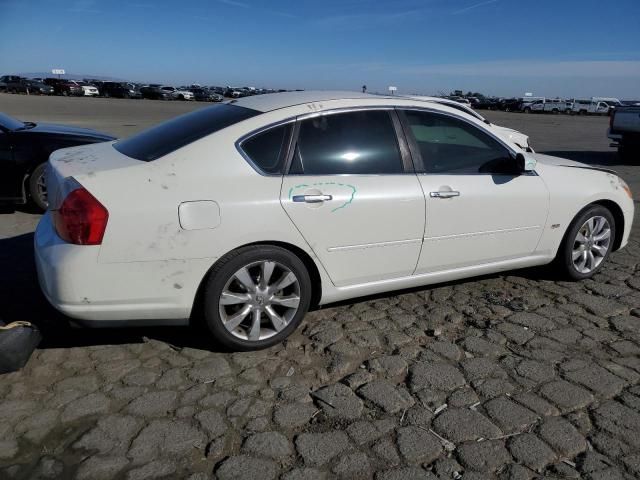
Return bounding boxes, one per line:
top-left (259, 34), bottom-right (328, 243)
top-left (236, 103), bottom-right (534, 177)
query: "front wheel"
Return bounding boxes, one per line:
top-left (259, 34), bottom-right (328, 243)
top-left (555, 205), bottom-right (615, 280)
top-left (203, 246), bottom-right (312, 351)
top-left (28, 163), bottom-right (49, 211)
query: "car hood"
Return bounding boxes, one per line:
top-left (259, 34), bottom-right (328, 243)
top-left (490, 125), bottom-right (531, 150)
top-left (533, 153), bottom-right (617, 174)
top-left (28, 122), bottom-right (115, 141)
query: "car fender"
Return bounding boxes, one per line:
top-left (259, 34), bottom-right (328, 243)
top-left (533, 157), bottom-right (633, 256)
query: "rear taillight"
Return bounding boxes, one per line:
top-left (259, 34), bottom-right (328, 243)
top-left (52, 188), bottom-right (109, 245)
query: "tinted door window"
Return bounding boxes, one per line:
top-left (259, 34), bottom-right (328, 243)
top-left (291, 110), bottom-right (403, 175)
top-left (241, 124), bottom-right (292, 174)
top-left (403, 110), bottom-right (513, 174)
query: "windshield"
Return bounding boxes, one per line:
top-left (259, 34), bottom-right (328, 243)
top-left (0, 112), bottom-right (28, 131)
top-left (114, 104), bottom-right (260, 161)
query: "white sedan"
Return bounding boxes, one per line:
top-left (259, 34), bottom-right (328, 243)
top-left (69, 81), bottom-right (99, 97)
top-left (35, 91), bottom-right (634, 350)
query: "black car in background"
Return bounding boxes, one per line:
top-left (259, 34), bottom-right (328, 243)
top-left (474, 98), bottom-right (501, 110)
top-left (0, 76), bottom-right (54, 95)
top-left (191, 88), bottom-right (223, 102)
top-left (22, 80), bottom-right (54, 95)
top-left (0, 76), bottom-right (25, 93)
top-left (140, 85), bottom-right (173, 100)
top-left (100, 81), bottom-right (143, 99)
top-left (0, 112), bottom-right (115, 210)
top-left (43, 78), bottom-right (84, 96)
top-left (498, 98), bottom-right (524, 112)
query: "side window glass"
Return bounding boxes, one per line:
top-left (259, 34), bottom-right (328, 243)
top-left (294, 110), bottom-right (403, 175)
top-left (403, 110), bottom-right (513, 174)
top-left (241, 124), bottom-right (291, 174)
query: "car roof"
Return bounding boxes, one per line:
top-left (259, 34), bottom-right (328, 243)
top-left (232, 90), bottom-right (393, 113)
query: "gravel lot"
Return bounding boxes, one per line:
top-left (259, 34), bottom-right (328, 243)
top-left (1, 93), bottom-right (639, 480)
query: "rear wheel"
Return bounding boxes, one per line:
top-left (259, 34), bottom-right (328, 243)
top-left (524, 107), bottom-right (531, 113)
top-left (28, 163), bottom-right (48, 211)
top-left (203, 246), bottom-right (312, 351)
top-left (555, 205), bottom-right (615, 280)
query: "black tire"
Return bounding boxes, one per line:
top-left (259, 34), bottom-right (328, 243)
top-left (524, 107), bottom-right (531, 114)
top-left (618, 146), bottom-right (638, 163)
top-left (28, 163), bottom-right (49, 211)
top-left (555, 205), bottom-right (615, 280)
top-left (203, 245), bottom-right (312, 351)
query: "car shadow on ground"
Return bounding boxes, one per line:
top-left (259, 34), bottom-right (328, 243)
top-left (0, 232), bottom-right (562, 352)
top-left (540, 150), bottom-right (630, 167)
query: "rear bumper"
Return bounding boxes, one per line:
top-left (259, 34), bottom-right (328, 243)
top-left (34, 212), bottom-right (195, 325)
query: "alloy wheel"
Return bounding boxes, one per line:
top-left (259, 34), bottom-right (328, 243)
top-left (218, 260), bottom-right (301, 341)
top-left (36, 172), bottom-right (48, 206)
top-left (572, 216), bottom-right (611, 274)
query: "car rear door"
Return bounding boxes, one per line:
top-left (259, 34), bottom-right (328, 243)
top-left (279, 109), bottom-right (426, 287)
top-left (398, 108), bottom-right (549, 274)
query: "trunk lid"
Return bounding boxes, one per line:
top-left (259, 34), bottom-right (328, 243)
top-left (46, 142), bottom-right (142, 210)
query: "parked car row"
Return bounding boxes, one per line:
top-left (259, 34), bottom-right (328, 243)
top-left (0, 76), bottom-right (54, 95)
top-left (1, 75), bottom-right (294, 103)
top-left (466, 95), bottom-right (624, 115)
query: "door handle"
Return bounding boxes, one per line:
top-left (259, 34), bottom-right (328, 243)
top-left (430, 191), bottom-right (460, 198)
top-left (292, 194), bottom-right (333, 203)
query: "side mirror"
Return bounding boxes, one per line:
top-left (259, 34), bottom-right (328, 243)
top-left (516, 152), bottom-right (537, 172)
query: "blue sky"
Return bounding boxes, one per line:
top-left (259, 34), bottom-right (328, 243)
top-left (1, 0), bottom-right (639, 98)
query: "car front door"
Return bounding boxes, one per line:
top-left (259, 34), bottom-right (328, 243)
top-left (399, 109), bottom-right (549, 274)
top-left (280, 109), bottom-right (426, 287)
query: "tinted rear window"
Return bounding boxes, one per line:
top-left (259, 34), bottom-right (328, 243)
top-left (114, 104), bottom-right (260, 161)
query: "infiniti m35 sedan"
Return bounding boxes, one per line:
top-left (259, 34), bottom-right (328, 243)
top-left (35, 91), bottom-right (634, 350)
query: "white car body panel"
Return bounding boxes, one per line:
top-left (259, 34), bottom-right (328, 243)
top-left (490, 125), bottom-right (532, 150)
top-left (415, 173), bottom-right (549, 273)
top-left (281, 175), bottom-right (425, 286)
top-left (35, 92), bottom-right (634, 325)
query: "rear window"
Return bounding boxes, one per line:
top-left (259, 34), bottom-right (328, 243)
top-left (114, 104), bottom-right (260, 161)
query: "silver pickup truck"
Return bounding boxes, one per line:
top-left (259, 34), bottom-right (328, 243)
top-left (608, 106), bottom-right (640, 161)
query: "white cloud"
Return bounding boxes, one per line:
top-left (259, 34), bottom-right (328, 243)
top-left (452, 0), bottom-right (498, 15)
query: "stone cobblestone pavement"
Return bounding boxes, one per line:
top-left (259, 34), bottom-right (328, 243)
top-left (1, 206), bottom-right (638, 479)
